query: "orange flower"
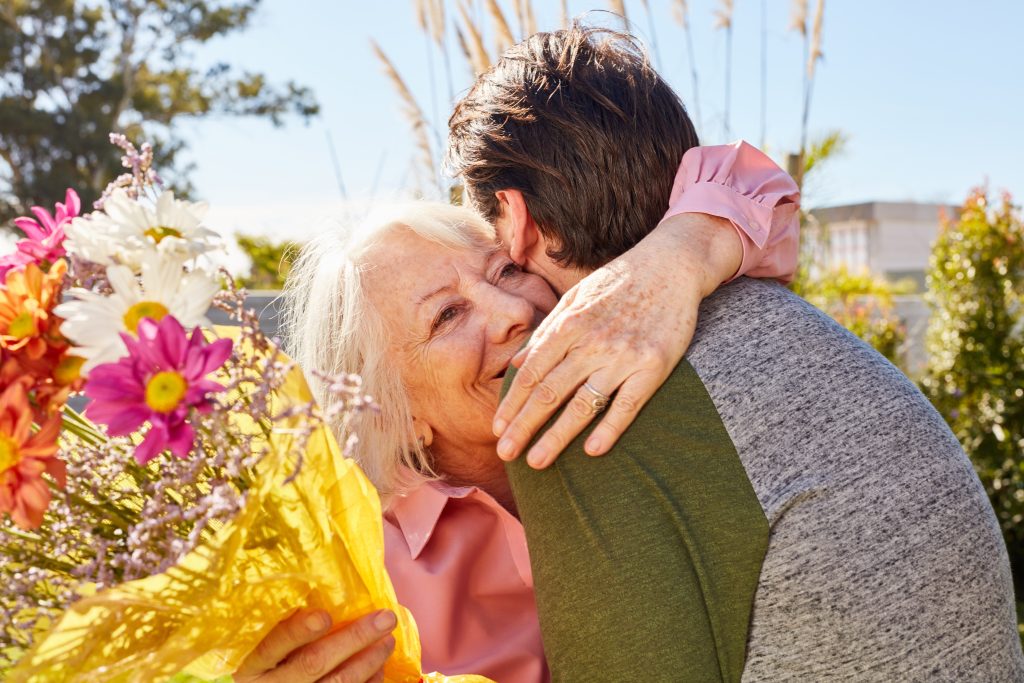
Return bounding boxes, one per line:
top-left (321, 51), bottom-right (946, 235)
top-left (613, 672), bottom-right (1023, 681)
top-left (3, 345), bottom-right (84, 419)
top-left (0, 380), bottom-right (64, 529)
top-left (0, 259), bottom-right (68, 360)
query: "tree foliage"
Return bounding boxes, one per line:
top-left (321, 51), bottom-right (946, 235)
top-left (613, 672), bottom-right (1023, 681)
top-left (921, 188), bottom-right (1024, 597)
top-left (0, 0), bottom-right (318, 223)
top-left (801, 129), bottom-right (848, 184)
top-left (235, 233), bottom-right (297, 290)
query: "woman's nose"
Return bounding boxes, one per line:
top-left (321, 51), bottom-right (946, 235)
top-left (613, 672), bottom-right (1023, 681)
top-left (481, 284), bottom-right (535, 344)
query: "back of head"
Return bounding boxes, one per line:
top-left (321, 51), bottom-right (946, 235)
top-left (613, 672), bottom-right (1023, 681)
top-left (447, 22), bottom-right (699, 270)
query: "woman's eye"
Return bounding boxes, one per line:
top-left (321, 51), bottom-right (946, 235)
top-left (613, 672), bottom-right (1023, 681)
top-left (431, 305), bottom-right (459, 332)
top-left (499, 262), bottom-right (522, 279)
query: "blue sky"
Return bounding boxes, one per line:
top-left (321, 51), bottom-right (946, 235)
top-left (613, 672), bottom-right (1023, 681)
top-left (180, 0), bottom-right (1024, 237)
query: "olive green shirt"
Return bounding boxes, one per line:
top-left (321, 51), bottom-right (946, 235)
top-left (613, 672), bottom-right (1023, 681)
top-left (504, 359), bottom-right (768, 683)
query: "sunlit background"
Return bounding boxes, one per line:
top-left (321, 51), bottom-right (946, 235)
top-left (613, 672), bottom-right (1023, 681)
top-left (173, 1), bottom-right (1024, 239)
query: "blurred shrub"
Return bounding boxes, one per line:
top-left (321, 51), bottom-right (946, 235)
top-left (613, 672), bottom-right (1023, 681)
top-left (920, 189), bottom-right (1024, 602)
top-left (791, 266), bottom-right (909, 365)
top-left (235, 234), bottom-right (300, 290)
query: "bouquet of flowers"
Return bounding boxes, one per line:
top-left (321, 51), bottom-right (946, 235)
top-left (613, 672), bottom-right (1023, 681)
top-left (0, 135), bottom-right (491, 683)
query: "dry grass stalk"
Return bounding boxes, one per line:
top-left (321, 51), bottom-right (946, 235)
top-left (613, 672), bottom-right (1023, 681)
top-left (429, 0), bottom-right (446, 46)
top-left (671, 0), bottom-right (688, 27)
top-left (485, 0), bottom-right (516, 54)
top-left (514, 0), bottom-right (538, 37)
top-left (715, 0), bottom-right (734, 138)
top-left (514, 0), bottom-right (528, 35)
top-left (714, 0), bottom-right (734, 29)
top-left (523, 0), bottom-right (537, 36)
top-left (413, 0), bottom-right (428, 32)
top-left (370, 40), bottom-right (438, 193)
top-left (608, 0), bottom-right (628, 25)
top-left (456, 0), bottom-right (492, 75)
top-left (670, 0), bottom-right (701, 127)
top-left (560, 0), bottom-right (570, 28)
top-left (798, 0), bottom-right (826, 187)
top-left (454, 25), bottom-right (474, 66)
top-left (789, 0), bottom-right (808, 34)
top-left (807, 0), bottom-right (825, 79)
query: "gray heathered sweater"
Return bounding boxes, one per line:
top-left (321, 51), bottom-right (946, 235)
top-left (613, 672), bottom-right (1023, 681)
top-left (689, 278), bottom-right (1023, 681)
top-left (509, 277), bottom-right (1024, 682)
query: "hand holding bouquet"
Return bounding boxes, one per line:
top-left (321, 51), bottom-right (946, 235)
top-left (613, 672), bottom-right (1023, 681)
top-left (0, 135), bottom-right (491, 683)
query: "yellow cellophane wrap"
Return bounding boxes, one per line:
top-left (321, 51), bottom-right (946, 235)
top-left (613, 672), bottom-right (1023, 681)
top-left (9, 329), bottom-right (494, 683)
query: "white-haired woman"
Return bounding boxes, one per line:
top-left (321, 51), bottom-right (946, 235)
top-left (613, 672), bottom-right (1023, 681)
top-left (234, 163), bottom-right (800, 682)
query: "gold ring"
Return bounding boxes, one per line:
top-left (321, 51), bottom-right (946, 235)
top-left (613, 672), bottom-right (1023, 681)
top-left (581, 381), bottom-right (610, 414)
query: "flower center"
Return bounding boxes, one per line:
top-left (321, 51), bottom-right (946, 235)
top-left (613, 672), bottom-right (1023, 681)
top-left (145, 371), bottom-right (188, 413)
top-left (54, 354), bottom-right (86, 386)
top-left (0, 433), bottom-right (21, 475)
top-left (144, 226), bottom-right (183, 244)
top-left (123, 301), bottom-right (169, 334)
top-left (8, 312), bottom-right (38, 340)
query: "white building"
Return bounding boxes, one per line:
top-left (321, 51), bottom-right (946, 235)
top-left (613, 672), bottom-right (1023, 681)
top-left (806, 200), bottom-right (960, 376)
top-left (808, 201), bottom-right (957, 290)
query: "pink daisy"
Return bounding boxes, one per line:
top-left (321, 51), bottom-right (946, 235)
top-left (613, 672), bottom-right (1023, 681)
top-left (83, 315), bottom-right (232, 465)
top-left (0, 188), bottom-right (80, 277)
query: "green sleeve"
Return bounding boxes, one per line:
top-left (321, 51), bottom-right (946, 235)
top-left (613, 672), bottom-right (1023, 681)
top-left (504, 359), bottom-right (768, 683)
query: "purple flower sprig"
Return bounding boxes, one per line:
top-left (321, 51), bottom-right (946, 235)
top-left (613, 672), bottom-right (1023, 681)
top-left (94, 133), bottom-right (163, 210)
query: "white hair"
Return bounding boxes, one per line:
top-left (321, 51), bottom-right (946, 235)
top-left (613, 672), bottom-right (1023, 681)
top-left (280, 201), bottom-right (497, 507)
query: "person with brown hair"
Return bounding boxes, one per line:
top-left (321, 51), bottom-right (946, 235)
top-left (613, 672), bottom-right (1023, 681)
top-left (449, 26), bottom-right (796, 468)
top-left (447, 23), bottom-right (1022, 683)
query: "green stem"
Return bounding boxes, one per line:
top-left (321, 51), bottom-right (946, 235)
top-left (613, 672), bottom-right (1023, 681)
top-left (60, 406), bottom-right (105, 445)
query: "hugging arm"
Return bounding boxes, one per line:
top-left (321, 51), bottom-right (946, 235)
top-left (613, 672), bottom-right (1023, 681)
top-left (494, 141), bottom-right (801, 468)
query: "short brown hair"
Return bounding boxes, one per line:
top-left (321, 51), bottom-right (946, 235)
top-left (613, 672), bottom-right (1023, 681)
top-left (446, 24), bottom-right (699, 270)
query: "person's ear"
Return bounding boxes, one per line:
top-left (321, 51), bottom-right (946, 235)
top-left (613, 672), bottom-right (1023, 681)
top-left (495, 189), bottom-right (540, 266)
top-left (412, 416), bottom-right (434, 449)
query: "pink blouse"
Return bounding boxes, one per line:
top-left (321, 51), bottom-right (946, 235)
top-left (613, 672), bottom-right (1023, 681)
top-left (664, 140), bottom-right (801, 283)
top-left (384, 141), bottom-right (801, 682)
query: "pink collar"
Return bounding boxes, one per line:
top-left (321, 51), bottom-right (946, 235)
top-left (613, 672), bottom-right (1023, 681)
top-left (389, 479), bottom-right (477, 559)
top-left (388, 479), bottom-right (534, 585)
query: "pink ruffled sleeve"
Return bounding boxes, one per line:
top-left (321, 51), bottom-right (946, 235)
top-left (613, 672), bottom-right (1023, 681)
top-left (661, 140), bottom-right (801, 283)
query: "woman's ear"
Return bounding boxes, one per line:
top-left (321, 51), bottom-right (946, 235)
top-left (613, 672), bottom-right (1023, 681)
top-left (412, 416), bottom-right (434, 449)
top-left (495, 189), bottom-right (539, 266)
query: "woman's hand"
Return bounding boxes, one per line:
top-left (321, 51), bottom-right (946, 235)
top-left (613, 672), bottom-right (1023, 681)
top-left (234, 608), bottom-right (397, 683)
top-left (493, 213), bottom-right (742, 469)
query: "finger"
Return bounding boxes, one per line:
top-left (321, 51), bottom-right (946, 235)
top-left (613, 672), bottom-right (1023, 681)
top-left (269, 610), bottom-right (397, 683)
top-left (524, 370), bottom-right (621, 469)
top-left (493, 343), bottom-right (573, 451)
top-left (493, 299), bottom-right (580, 439)
top-left (319, 634), bottom-right (396, 683)
top-left (236, 609), bottom-right (332, 676)
top-left (498, 352), bottom-right (603, 462)
top-left (509, 346), bottom-right (528, 369)
top-left (506, 286), bottom-right (578, 370)
top-left (583, 371), bottom-right (665, 457)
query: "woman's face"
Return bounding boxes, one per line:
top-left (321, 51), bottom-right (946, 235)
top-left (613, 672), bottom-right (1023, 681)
top-left (363, 228), bottom-right (557, 487)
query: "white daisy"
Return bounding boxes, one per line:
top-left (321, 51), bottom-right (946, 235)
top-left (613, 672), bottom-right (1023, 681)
top-left (65, 189), bottom-right (220, 271)
top-left (55, 253), bottom-right (221, 372)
